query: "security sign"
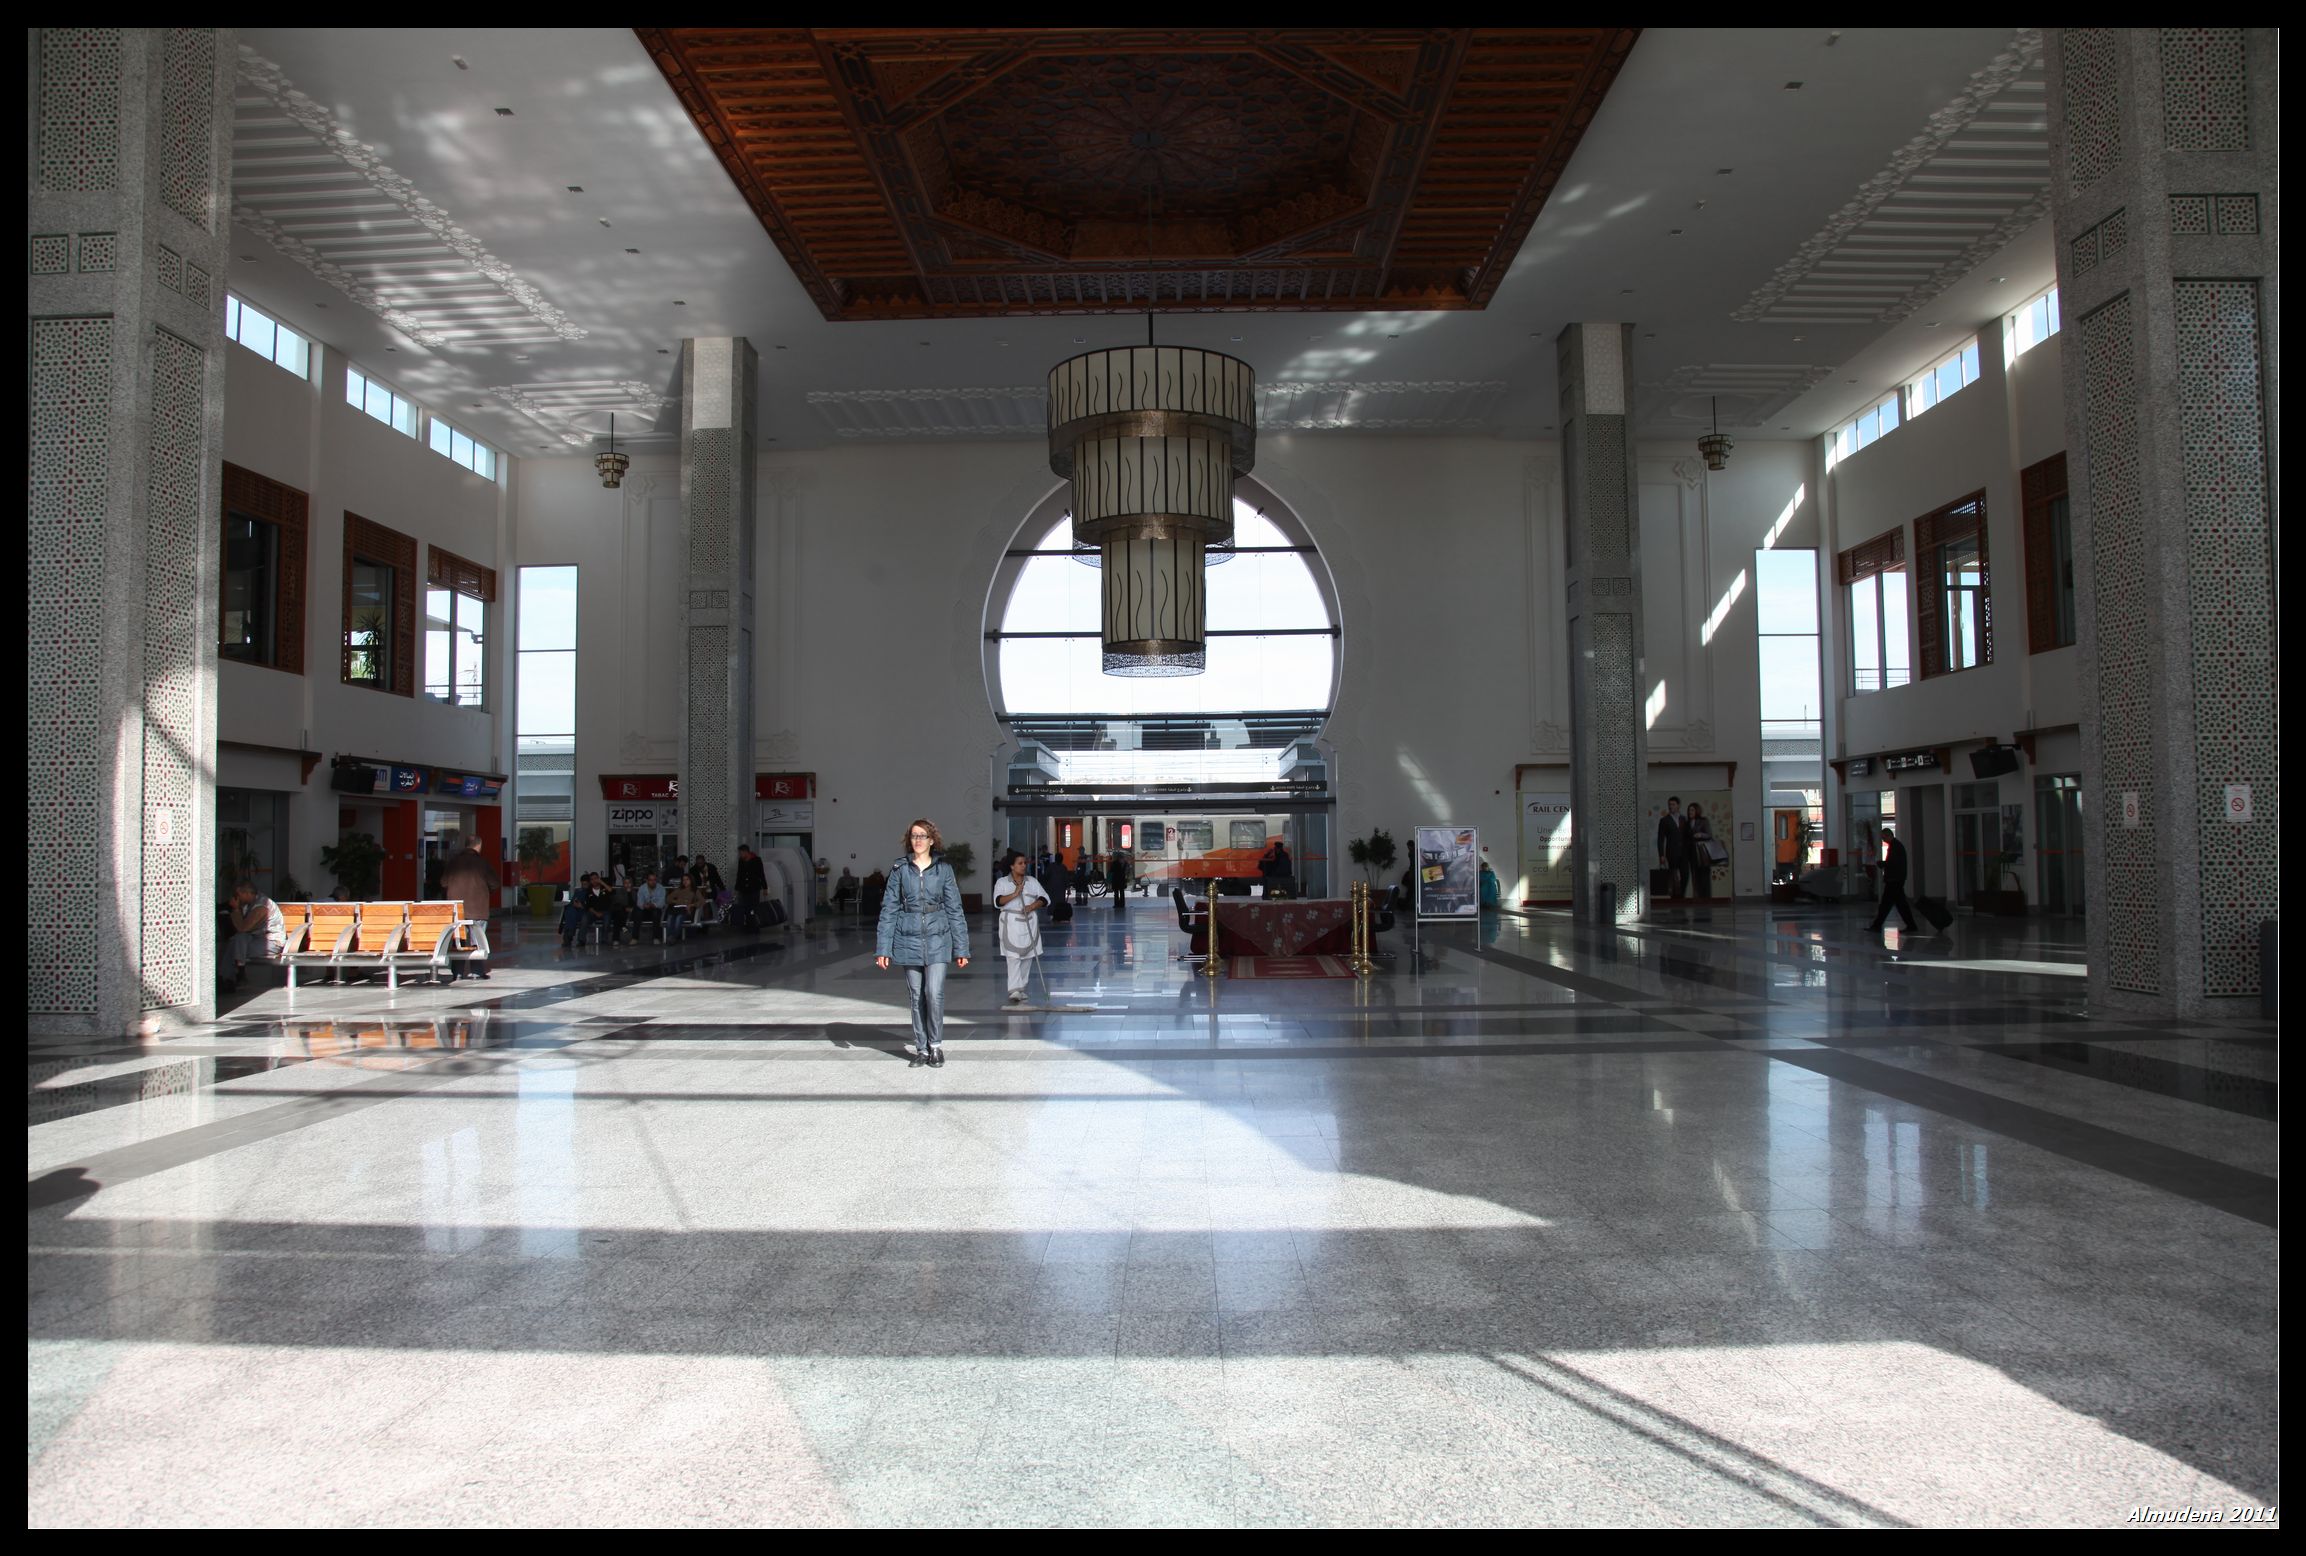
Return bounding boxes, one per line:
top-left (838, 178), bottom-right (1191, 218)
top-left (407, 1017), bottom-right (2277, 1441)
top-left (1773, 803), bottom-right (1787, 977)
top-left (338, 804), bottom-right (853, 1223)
top-left (2225, 784), bottom-right (2252, 824)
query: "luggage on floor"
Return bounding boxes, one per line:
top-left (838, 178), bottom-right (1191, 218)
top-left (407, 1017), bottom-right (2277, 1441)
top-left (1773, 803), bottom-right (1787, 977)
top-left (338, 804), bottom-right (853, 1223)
top-left (1917, 894), bottom-right (1953, 930)
top-left (1048, 896), bottom-right (1073, 923)
top-left (1649, 867), bottom-right (1676, 899)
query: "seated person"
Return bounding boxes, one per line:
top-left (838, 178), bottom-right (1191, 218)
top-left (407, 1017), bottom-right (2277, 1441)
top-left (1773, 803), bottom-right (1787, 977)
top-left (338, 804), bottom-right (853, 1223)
top-left (834, 865), bottom-right (859, 911)
top-left (604, 874), bottom-right (634, 943)
top-left (632, 872), bottom-right (666, 939)
top-left (220, 879), bottom-right (286, 991)
top-left (664, 877), bottom-right (701, 939)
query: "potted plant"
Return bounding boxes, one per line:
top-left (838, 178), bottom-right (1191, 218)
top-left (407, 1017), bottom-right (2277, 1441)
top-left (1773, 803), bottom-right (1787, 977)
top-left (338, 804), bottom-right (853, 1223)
top-left (943, 841), bottom-right (980, 913)
top-left (516, 827), bottom-right (562, 917)
top-left (319, 831), bottom-right (384, 901)
top-left (1347, 829), bottom-right (1397, 888)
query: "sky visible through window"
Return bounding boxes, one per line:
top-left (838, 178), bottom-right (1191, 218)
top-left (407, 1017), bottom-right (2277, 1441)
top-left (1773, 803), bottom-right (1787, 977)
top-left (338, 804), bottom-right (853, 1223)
top-left (997, 501), bottom-right (1334, 717)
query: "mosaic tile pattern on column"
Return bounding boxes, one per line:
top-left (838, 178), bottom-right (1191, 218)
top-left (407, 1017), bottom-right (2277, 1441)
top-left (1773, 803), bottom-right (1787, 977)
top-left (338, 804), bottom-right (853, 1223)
top-left (36, 28), bottom-right (123, 192)
top-left (2079, 293), bottom-right (2159, 995)
top-left (141, 328), bottom-right (207, 1010)
top-left (158, 28), bottom-right (219, 228)
top-left (2061, 28), bottom-right (2123, 193)
top-left (2175, 280), bottom-right (2273, 998)
top-left (27, 319), bottom-right (113, 1013)
top-left (2160, 28), bottom-right (2249, 152)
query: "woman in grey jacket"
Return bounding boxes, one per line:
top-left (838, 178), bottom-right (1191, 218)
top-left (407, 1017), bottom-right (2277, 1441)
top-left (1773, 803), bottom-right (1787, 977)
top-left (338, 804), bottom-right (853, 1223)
top-left (875, 817), bottom-right (971, 1065)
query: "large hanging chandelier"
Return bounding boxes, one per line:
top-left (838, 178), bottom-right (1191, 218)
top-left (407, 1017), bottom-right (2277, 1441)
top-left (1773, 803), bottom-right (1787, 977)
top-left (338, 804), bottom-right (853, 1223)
top-left (1047, 339), bottom-right (1256, 676)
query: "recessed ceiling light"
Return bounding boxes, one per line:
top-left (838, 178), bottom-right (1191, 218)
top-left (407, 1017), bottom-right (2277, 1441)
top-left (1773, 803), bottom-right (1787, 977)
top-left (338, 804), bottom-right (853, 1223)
top-left (386, 346), bottom-right (397, 352)
top-left (1793, 335), bottom-right (1805, 342)
top-left (1716, 167), bottom-right (1734, 175)
top-left (1925, 321), bottom-right (1941, 328)
top-left (314, 302), bottom-right (328, 308)
top-left (919, 340), bottom-right (931, 347)
top-left (672, 300), bottom-right (686, 306)
top-left (469, 404), bottom-right (482, 410)
top-left (1072, 336), bottom-right (1086, 344)
top-left (1386, 332), bottom-right (1398, 339)
top-left (624, 247), bottom-right (640, 254)
top-left (494, 107), bottom-right (514, 117)
top-left (238, 253), bottom-right (255, 262)
top-left (1993, 276), bottom-right (2007, 283)
top-left (774, 344), bottom-right (786, 351)
top-left (1784, 80), bottom-right (1804, 89)
top-left (598, 219), bottom-right (612, 229)
top-left (657, 348), bottom-right (670, 355)
top-left (995, 340), bottom-right (1008, 347)
top-left (1229, 335), bottom-right (1243, 343)
top-left (452, 56), bottom-right (469, 70)
top-left (566, 185), bottom-right (584, 193)
top-left (1619, 288), bottom-right (1635, 295)
top-left (1782, 426), bottom-right (1793, 431)
top-left (514, 355), bottom-right (530, 361)
top-left (1846, 378), bottom-right (1858, 384)
top-left (1644, 331), bottom-right (1657, 338)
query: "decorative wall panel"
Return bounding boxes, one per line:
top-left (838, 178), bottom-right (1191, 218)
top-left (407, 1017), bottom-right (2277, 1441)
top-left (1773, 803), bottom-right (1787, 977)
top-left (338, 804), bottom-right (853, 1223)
top-left (31, 235), bottom-right (70, 275)
top-left (342, 512), bottom-right (417, 697)
top-left (1584, 418), bottom-right (1629, 559)
top-left (141, 329), bottom-right (206, 1009)
top-left (686, 428), bottom-right (737, 576)
top-left (2061, 28), bottom-right (2122, 192)
top-left (76, 232), bottom-right (118, 273)
top-left (37, 29), bottom-right (124, 192)
top-left (2079, 293), bottom-right (2159, 994)
top-left (1583, 612), bottom-right (1640, 913)
top-left (159, 28), bottom-right (219, 228)
top-left (28, 318), bottom-right (113, 1014)
top-left (2160, 28), bottom-right (2249, 151)
top-left (685, 624), bottom-right (732, 857)
top-left (2175, 280), bottom-right (2272, 997)
top-left (221, 463), bottom-right (309, 676)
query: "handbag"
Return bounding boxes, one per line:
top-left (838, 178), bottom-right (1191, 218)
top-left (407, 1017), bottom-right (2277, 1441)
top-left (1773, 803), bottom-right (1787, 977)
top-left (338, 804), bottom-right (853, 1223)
top-left (1702, 840), bottom-right (1728, 865)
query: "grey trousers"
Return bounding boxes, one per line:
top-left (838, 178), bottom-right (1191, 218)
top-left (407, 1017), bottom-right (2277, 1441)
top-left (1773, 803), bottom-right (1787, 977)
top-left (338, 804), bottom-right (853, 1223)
top-left (905, 961), bottom-right (949, 1049)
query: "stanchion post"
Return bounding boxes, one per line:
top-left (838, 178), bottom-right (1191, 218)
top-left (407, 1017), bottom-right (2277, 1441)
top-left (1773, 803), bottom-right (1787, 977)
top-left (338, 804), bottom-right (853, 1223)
top-left (1205, 896), bottom-right (1222, 981)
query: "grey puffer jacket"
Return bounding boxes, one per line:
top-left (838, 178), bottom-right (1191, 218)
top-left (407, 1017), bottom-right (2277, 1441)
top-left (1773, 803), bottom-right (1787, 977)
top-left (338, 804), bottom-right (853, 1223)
top-left (875, 853), bottom-right (971, 965)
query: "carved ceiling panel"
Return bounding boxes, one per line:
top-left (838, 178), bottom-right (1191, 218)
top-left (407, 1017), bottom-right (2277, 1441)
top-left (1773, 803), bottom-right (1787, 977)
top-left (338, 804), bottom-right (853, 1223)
top-left (638, 27), bottom-right (1638, 321)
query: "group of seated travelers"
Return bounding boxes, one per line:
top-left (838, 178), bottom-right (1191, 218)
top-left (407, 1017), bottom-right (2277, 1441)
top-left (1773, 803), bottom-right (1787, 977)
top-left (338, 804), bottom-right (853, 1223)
top-left (560, 853), bottom-right (735, 949)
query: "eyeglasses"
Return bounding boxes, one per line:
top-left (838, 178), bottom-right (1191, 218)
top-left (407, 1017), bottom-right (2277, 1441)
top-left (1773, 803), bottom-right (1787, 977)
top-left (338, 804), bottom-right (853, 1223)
top-left (909, 833), bottom-right (931, 841)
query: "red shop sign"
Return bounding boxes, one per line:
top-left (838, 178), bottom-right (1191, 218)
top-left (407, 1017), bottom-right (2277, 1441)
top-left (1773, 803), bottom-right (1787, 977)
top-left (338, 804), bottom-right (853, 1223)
top-left (599, 774), bottom-right (680, 801)
top-left (755, 773), bottom-right (815, 799)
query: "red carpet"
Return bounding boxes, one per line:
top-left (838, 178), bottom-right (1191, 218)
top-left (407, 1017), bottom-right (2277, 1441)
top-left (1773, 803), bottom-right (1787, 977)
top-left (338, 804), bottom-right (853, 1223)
top-left (1226, 955), bottom-right (1357, 979)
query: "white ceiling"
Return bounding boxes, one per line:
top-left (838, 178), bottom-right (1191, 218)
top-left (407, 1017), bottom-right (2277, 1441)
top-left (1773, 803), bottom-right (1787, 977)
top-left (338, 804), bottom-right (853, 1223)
top-left (230, 26), bottom-right (2057, 459)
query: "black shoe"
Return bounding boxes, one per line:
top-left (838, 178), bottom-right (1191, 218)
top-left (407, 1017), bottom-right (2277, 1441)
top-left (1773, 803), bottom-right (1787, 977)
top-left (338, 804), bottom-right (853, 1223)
top-left (930, 1046), bottom-right (946, 1067)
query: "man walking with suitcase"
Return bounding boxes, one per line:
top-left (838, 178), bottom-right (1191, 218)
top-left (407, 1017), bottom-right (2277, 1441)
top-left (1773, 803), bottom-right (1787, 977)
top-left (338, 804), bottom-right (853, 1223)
top-left (1865, 825), bottom-right (1923, 934)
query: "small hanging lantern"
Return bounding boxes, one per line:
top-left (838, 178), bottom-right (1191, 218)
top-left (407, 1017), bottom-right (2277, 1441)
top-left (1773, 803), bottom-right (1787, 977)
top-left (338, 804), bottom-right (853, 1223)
top-left (595, 412), bottom-right (631, 489)
top-left (1696, 396), bottom-right (1733, 472)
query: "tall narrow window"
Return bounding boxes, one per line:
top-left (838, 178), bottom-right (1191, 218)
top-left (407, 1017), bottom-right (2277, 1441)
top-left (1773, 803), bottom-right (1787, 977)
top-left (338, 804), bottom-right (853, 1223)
top-left (1756, 548), bottom-right (1824, 882)
top-left (2021, 453), bottom-right (2075, 652)
top-left (1838, 531), bottom-right (1909, 694)
top-left (218, 463), bottom-right (310, 674)
top-left (342, 513), bottom-right (416, 695)
top-left (1915, 492), bottom-right (1991, 679)
top-left (515, 566), bottom-right (579, 892)
top-left (425, 547), bottom-right (496, 707)
top-left (222, 513), bottom-right (278, 664)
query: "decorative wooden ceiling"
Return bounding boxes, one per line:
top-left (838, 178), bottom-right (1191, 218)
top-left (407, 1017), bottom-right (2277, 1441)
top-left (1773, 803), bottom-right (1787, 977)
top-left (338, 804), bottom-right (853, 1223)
top-left (637, 28), bottom-right (1639, 320)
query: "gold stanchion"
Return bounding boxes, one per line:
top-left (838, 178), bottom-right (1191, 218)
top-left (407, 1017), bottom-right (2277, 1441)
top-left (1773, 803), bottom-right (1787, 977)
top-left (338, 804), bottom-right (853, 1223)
top-left (1349, 880), bottom-right (1376, 977)
top-left (1204, 894), bottom-right (1222, 981)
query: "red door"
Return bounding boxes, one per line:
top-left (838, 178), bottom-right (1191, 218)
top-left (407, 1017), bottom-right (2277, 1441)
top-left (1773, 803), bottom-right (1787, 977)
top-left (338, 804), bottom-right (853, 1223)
top-left (381, 801), bottom-right (420, 900)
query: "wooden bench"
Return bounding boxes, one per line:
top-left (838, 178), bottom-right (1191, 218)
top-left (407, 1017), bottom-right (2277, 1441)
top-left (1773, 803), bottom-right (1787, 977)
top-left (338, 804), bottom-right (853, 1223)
top-left (286, 902), bottom-right (431, 987)
top-left (387, 902), bottom-right (464, 985)
top-left (287, 903), bottom-right (361, 987)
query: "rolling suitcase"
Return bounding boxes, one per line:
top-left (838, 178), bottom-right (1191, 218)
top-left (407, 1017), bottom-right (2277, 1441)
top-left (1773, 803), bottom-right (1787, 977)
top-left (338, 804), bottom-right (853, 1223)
top-left (1917, 895), bottom-right (1953, 930)
top-left (1649, 867), bottom-right (1676, 899)
top-left (1048, 896), bottom-right (1073, 924)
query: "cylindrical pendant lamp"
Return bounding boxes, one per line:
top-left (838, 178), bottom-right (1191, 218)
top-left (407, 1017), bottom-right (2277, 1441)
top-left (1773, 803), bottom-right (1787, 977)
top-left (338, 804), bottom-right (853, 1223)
top-left (1048, 346), bottom-right (1256, 676)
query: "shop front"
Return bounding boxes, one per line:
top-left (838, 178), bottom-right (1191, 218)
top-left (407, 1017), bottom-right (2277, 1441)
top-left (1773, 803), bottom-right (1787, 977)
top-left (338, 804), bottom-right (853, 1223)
top-left (596, 773), bottom-right (817, 897)
top-left (328, 759), bottom-right (504, 902)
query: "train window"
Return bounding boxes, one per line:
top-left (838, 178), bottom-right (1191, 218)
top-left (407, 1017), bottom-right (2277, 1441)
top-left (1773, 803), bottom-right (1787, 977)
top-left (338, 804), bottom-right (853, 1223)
top-left (1136, 820), bottom-right (1166, 855)
top-left (1230, 819), bottom-right (1268, 850)
top-left (1174, 821), bottom-right (1214, 852)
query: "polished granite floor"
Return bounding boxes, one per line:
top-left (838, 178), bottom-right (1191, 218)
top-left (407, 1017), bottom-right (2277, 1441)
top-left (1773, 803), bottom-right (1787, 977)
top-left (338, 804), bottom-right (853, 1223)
top-left (27, 897), bottom-right (2280, 1527)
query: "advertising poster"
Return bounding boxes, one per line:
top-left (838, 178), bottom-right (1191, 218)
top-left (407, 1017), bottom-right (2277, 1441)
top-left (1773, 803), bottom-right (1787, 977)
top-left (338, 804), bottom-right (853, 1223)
top-left (1415, 826), bottom-right (1481, 919)
top-left (1520, 794), bottom-right (1573, 902)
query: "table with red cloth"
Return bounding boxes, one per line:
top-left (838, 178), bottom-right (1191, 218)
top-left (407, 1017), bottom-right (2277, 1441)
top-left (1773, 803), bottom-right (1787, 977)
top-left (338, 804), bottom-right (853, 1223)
top-left (1211, 898), bottom-right (1355, 958)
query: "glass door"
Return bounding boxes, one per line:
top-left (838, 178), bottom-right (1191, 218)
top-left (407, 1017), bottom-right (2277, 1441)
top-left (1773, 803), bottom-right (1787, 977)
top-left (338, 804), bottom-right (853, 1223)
top-left (2035, 775), bottom-right (2085, 916)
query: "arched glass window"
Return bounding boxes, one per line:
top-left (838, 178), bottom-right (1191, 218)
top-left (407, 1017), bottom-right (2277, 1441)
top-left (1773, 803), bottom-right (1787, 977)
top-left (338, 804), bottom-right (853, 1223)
top-left (995, 499), bottom-right (1335, 717)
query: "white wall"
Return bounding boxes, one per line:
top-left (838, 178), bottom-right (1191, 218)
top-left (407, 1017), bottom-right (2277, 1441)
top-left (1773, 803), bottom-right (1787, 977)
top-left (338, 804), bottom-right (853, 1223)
top-left (218, 342), bottom-right (512, 895)
top-left (1823, 318), bottom-right (2073, 892)
top-left (518, 429), bottom-right (1827, 903)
